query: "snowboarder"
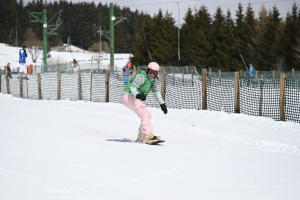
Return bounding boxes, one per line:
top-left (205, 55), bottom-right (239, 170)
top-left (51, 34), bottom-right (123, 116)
top-left (122, 62), bottom-right (168, 145)
top-left (19, 45), bottom-right (29, 80)
top-left (122, 61), bottom-right (132, 85)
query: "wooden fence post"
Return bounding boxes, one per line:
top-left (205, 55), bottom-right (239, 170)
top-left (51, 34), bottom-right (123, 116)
top-left (57, 71), bottom-right (61, 100)
top-left (19, 72), bottom-right (23, 98)
top-left (37, 73), bottom-right (42, 100)
top-left (132, 65), bottom-right (136, 76)
top-left (292, 68), bottom-right (294, 80)
top-left (202, 68), bottom-right (207, 110)
top-left (255, 70), bottom-right (258, 79)
top-left (161, 71), bottom-right (166, 101)
top-left (105, 69), bottom-right (109, 103)
top-left (279, 73), bottom-right (285, 121)
top-left (5, 66), bottom-right (10, 94)
top-left (234, 72), bottom-right (240, 113)
top-left (259, 75), bottom-right (264, 116)
top-left (0, 68), bottom-right (2, 92)
top-left (78, 72), bottom-right (82, 100)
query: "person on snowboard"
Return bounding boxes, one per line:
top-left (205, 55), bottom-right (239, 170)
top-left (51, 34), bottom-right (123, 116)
top-left (122, 61), bottom-right (168, 144)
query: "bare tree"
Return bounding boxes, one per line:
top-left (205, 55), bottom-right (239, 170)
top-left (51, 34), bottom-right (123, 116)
top-left (88, 41), bottom-right (109, 72)
top-left (23, 28), bottom-right (43, 63)
top-left (275, 58), bottom-right (285, 72)
top-left (26, 41), bottom-right (43, 63)
top-left (48, 55), bottom-right (65, 72)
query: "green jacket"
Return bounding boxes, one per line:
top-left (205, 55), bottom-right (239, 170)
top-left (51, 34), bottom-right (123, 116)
top-left (123, 70), bottom-right (165, 105)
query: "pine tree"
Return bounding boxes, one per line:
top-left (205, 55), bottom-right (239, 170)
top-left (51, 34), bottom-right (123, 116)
top-left (257, 6), bottom-right (282, 70)
top-left (131, 15), bottom-right (153, 65)
top-left (243, 3), bottom-right (256, 68)
top-left (193, 5), bottom-right (212, 69)
top-left (279, 3), bottom-right (300, 70)
top-left (226, 9), bottom-right (241, 71)
top-left (209, 7), bottom-right (231, 70)
top-left (181, 7), bottom-right (208, 68)
top-left (233, 3), bottom-right (248, 70)
top-left (149, 9), bottom-right (177, 65)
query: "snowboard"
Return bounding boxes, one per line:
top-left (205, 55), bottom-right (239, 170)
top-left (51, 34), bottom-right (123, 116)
top-left (136, 140), bottom-right (165, 145)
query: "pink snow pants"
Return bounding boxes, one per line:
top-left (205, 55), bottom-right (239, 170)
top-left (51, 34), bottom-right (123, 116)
top-left (122, 93), bottom-right (153, 136)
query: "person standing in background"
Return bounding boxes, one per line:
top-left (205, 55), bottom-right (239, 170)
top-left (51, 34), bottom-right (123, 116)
top-left (248, 62), bottom-right (255, 78)
top-left (122, 61), bottom-right (132, 85)
top-left (6, 62), bottom-right (12, 79)
top-left (73, 59), bottom-right (79, 73)
top-left (19, 45), bottom-right (29, 80)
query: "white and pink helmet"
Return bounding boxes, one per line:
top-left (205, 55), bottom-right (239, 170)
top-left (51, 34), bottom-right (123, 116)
top-left (147, 62), bottom-right (160, 72)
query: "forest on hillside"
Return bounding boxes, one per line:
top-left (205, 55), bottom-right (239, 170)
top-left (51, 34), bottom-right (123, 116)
top-left (1, 0), bottom-right (300, 71)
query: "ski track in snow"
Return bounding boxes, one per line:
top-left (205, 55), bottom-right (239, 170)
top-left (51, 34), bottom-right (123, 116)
top-left (44, 103), bottom-right (300, 156)
top-left (3, 101), bottom-right (300, 156)
top-left (154, 119), bottom-right (300, 156)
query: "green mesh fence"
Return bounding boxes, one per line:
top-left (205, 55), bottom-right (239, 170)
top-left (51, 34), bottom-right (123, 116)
top-left (240, 78), bottom-right (280, 120)
top-left (285, 79), bottom-right (300, 123)
top-left (165, 74), bottom-right (202, 110)
top-left (1, 70), bottom-right (300, 123)
top-left (207, 77), bottom-right (235, 113)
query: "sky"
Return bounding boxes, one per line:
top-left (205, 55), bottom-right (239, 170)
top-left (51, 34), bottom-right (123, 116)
top-left (24, 0), bottom-right (299, 26)
top-left (1, 43), bottom-right (300, 199)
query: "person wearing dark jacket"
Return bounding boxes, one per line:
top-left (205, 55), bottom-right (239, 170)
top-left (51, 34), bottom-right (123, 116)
top-left (6, 62), bottom-right (12, 79)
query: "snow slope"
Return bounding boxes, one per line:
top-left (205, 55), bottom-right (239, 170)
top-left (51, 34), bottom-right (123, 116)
top-left (0, 93), bottom-right (300, 199)
top-left (0, 43), bottom-right (132, 70)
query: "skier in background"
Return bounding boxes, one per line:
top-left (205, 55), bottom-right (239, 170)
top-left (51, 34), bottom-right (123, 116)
top-left (122, 62), bottom-right (168, 144)
top-left (73, 59), bottom-right (79, 73)
top-left (19, 45), bottom-right (29, 80)
top-left (122, 61), bottom-right (132, 85)
top-left (248, 62), bottom-right (255, 78)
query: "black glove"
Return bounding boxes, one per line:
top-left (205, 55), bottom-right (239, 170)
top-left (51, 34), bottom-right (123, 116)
top-left (160, 103), bottom-right (168, 114)
top-left (136, 94), bottom-right (146, 101)
top-left (123, 69), bottom-right (125, 71)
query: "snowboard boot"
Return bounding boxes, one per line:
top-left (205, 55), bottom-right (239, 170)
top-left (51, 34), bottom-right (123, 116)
top-left (137, 128), bottom-right (161, 144)
top-left (146, 133), bottom-right (161, 145)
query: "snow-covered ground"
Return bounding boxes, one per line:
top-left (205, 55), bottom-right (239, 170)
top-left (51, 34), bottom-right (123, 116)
top-left (0, 43), bottom-right (132, 71)
top-left (0, 93), bottom-right (300, 199)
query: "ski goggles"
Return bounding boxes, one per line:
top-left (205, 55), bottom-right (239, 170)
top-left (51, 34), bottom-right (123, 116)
top-left (148, 68), bottom-right (159, 76)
